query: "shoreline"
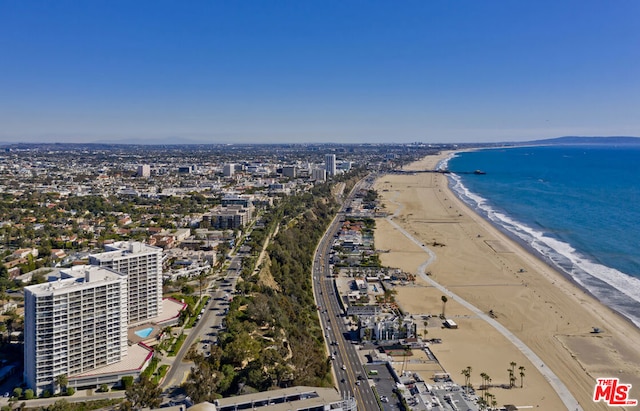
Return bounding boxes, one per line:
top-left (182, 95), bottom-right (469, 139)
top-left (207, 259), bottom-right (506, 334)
top-left (372, 151), bottom-right (640, 411)
top-left (443, 151), bottom-right (640, 331)
top-left (447, 169), bottom-right (640, 331)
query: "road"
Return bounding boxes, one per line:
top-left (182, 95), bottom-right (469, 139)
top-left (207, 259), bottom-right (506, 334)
top-left (161, 252), bottom-right (244, 390)
top-left (312, 175), bottom-right (380, 411)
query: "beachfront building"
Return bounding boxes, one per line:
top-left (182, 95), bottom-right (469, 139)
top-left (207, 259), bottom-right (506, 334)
top-left (23, 266), bottom-right (128, 395)
top-left (89, 241), bottom-right (163, 324)
top-left (360, 314), bottom-right (417, 342)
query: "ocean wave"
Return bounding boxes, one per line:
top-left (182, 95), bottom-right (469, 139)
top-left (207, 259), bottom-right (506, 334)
top-left (442, 159), bottom-right (640, 328)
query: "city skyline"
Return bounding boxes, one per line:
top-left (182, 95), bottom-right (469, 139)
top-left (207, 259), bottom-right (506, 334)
top-left (2, 1), bottom-right (639, 144)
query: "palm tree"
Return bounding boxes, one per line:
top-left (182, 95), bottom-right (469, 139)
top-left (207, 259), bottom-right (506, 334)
top-left (197, 270), bottom-right (208, 301)
top-left (490, 394), bottom-right (498, 410)
top-left (479, 373), bottom-right (492, 404)
top-left (441, 295), bottom-right (448, 318)
top-left (519, 366), bottom-right (526, 388)
top-left (461, 366), bottom-right (472, 392)
top-left (383, 288), bottom-right (397, 304)
top-left (479, 372), bottom-right (488, 393)
top-left (55, 374), bottom-right (68, 394)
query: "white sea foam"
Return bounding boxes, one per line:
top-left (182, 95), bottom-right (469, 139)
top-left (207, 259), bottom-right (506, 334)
top-left (442, 157), bottom-right (640, 328)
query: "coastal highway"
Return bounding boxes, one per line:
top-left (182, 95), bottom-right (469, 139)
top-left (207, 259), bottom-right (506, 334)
top-left (313, 176), bottom-right (380, 410)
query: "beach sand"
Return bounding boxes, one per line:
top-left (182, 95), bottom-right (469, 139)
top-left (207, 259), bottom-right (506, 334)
top-left (373, 152), bottom-right (640, 410)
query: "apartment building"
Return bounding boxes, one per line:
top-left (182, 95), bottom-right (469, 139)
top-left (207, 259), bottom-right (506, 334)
top-left (202, 204), bottom-right (254, 230)
top-left (24, 266), bottom-right (128, 395)
top-left (89, 241), bottom-right (163, 324)
top-left (325, 154), bottom-right (336, 177)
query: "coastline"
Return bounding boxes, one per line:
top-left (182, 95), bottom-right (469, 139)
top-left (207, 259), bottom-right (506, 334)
top-left (372, 151), bottom-right (640, 411)
top-left (445, 157), bottom-right (639, 332)
top-left (445, 147), bottom-right (640, 330)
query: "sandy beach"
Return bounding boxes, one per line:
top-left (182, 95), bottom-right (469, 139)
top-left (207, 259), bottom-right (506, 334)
top-left (373, 152), bottom-right (640, 410)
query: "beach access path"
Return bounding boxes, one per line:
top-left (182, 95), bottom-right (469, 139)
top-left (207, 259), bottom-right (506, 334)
top-left (385, 191), bottom-right (583, 411)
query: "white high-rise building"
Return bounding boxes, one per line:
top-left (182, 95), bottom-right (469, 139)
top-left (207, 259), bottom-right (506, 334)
top-left (325, 154), bottom-right (336, 177)
top-left (89, 241), bottom-right (163, 324)
top-left (137, 164), bottom-right (151, 177)
top-left (24, 266), bottom-right (128, 395)
top-left (223, 163), bottom-right (235, 177)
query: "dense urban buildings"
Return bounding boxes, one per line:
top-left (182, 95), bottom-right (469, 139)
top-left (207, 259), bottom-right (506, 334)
top-left (0, 142), bottom-right (452, 405)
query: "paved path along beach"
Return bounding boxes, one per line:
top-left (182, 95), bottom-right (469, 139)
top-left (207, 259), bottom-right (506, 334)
top-left (372, 152), bottom-right (640, 411)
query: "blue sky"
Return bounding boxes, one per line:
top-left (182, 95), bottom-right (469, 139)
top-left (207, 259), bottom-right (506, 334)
top-left (1, 1), bottom-right (639, 144)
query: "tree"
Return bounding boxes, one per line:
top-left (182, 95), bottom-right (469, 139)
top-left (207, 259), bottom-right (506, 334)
top-left (479, 372), bottom-right (491, 405)
top-left (519, 366), bottom-right (526, 388)
top-left (24, 389), bottom-right (34, 400)
top-left (124, 376), bottom-right (162, 410)
top-left (508, 361), bottom-right (517, 388)
top-left (461, 366), bottom-right (472, 392)
top-left (48, 399), bottom-right (71, 411)
top-left (12, 387), bottom-right (22, 399)
top-left (0, 323), bottom-right (6, 344)
top-left (441, 295), bottom-right (448, 318)
top-left (121, 376), bottom-right (134, 390)
top-left (383, 288), bottom-right (397, 304)
top-left (197, 271), bottom-right (208, 301)
top-left (55, 373), bottom-right (68, 394)
top-left (182, 361), bottom-right (219, 403)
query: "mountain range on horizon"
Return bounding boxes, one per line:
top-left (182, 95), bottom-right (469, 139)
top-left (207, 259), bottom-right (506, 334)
top-left (1, 135), bottom-right (640, 147)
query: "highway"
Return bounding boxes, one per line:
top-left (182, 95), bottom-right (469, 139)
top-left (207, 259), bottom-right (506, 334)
top-left (162, 176), bottom-right (382, 411)
top-left (312, 176), bottom-right (380, 411)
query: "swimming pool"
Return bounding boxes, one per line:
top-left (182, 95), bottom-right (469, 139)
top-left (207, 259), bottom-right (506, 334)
top-left (135, 327), bottom-right (154, 338)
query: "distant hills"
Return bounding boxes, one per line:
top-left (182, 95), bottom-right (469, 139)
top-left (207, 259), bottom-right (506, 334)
top-left (523, 136), bottom-right (640, 146)
top-left (1, 135), bottom-right (639, 147)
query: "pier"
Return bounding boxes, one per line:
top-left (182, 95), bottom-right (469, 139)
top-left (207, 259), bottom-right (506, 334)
top-left (390, 169), bottom-right (486, 175)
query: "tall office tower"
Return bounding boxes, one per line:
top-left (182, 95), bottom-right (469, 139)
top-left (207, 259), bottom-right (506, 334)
top-left (137, 164), bottom-right (151, 177)
top-left (325, 154), bottom-right (336, 177)
top-left (24, 266), bottom-right (128, 395)
top-left (89, 241), bottom-right (163, 324)
top-left (223, 163), bottom-right (236, 177)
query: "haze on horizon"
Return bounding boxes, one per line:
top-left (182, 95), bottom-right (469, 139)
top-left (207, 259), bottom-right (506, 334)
top-left (2, 1), bottom-right (639, 145)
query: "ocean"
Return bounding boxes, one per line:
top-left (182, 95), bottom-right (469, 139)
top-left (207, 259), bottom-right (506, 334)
top-left (443, 145), bottom-right (640, 328)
